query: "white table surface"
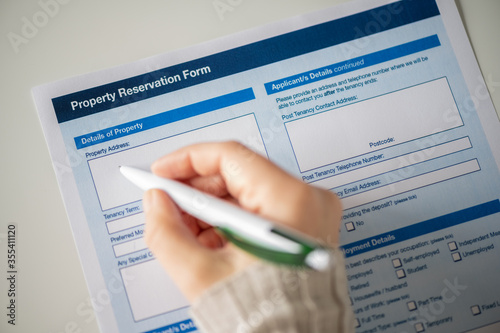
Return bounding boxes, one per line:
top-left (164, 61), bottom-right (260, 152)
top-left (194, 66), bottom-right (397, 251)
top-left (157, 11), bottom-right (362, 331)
top-left (0, 1), bottom-right (498, 332)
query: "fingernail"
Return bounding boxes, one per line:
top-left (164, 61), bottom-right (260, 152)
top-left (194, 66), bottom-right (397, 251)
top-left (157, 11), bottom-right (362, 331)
top-left (143, 189), bottom-right (155, 213)
top-left (150, 160), bottom-right (159, 171)
top-left (151, 157), bottom-right (165, 173)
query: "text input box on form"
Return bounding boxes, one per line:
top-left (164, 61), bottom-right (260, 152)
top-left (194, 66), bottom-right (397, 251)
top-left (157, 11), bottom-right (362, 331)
top-left (285, 77), bottom-right (462, 172)
top-left (121, 259), bottom-right (188, 322)
top-left (341, 159), bottom-right (480, 210)
top-left (312, 137), bottom-right (472, 190)
top-left (106, 213), bottom-right (144, 234)
top-left (89, 114), bottom-right (266, 211)
top-left (113, 237), bottom-right (147, 257)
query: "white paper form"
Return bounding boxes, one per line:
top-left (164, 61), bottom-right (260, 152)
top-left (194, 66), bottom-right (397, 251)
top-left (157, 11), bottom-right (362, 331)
top-left (32, 0), bottom-right (500, 332)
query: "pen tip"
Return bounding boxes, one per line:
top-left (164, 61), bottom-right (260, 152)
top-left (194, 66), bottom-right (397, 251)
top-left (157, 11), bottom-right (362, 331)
top-left (305, 249), bottom-right (332, 271)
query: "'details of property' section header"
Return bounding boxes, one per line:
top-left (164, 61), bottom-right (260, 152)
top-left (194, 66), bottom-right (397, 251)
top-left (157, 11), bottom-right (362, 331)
top-left (51, 0), bottom-right (439, 124)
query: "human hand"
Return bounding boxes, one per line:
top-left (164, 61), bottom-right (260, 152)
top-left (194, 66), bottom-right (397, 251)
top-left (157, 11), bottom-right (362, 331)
top-left (143, 141), bottom-right (342, 302)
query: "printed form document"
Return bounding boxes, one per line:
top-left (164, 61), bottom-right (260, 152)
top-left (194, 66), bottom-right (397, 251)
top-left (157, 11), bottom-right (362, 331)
top-left (33, 0), bottom-right (500, 332)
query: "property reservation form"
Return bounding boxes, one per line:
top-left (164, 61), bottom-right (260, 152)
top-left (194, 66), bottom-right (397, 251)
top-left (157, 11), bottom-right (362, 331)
top-left (33, 0), bottom-right (500, 332)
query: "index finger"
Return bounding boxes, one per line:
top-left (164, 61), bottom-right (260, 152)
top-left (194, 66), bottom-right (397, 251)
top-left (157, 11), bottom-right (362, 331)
top-left (151, 141), bottom-right (298, 206)
top-left (150, 141), bottom-right (342, 242)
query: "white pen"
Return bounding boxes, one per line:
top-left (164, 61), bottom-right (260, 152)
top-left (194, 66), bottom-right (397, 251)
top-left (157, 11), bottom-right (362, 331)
top-left (119, 166), bottom-right (331, 270)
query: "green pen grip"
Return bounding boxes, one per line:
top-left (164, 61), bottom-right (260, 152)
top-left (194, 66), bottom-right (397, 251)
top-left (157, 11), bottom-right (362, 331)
top-left (216, 227), bottom-right (315, 267)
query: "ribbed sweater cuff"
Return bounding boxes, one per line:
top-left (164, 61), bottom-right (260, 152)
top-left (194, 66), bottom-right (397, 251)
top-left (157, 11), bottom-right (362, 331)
top-left (190, 250), bottom-right (354, 333)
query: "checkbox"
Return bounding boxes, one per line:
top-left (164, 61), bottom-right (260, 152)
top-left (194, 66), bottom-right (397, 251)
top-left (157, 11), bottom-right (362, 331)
top-left (471, 305), bottom-right (481, 316)
top-left (452, 252), bottom-right (462, 262)
top-left (392, 258), bottom-right (403, 268)
top-left (355, 318), bottom-right (361, 328)
top-left (396, 269), bottom-right (406, 279)
top-left (414, 322), bottom-right (425, 332)
top-left (448, 241), bottom-right (458, 251)
top-left (407, 301), bottom-right (417, 311)
top-left (345, 222), bottom-right (355, 232)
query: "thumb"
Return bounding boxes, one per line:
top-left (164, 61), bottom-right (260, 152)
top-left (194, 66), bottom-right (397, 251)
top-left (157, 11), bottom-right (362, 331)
top-left (143, 189), bottom-right (202, 267)
top-left (142, 189), bottom-right (233, 300)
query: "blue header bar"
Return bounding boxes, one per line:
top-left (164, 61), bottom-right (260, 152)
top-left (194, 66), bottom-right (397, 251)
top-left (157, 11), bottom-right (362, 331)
top-left (74, 88), bottom-right (255, 149)
top-left (53, 0), bottom-right (439, 123)
top-left (264, 35), bottom-right (441, 94)
top-left (341, 200), bottom-right (500, 258)
top-left (144, 319), bottom-right (197, 333)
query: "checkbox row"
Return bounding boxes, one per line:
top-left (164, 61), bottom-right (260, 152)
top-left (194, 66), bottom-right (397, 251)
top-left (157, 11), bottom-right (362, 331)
top-left (345, 222), bottom-right (355, 232)
top-left (392, 258), bottom-right (403, 268)
top-left (471, 305), bottom-right (481, 316)
top-left (407, 300), bottom-right (417, 311)
top-left (414, 322), bottom-right (425, 332)
top-left (452, 252), bottom-right (462, 262)
top-left (396, 268), bottom-right (406, 279)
